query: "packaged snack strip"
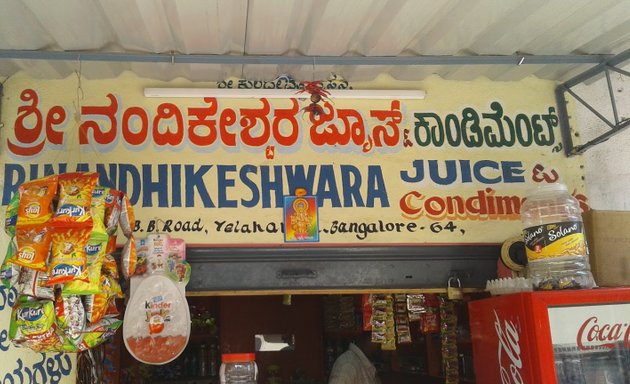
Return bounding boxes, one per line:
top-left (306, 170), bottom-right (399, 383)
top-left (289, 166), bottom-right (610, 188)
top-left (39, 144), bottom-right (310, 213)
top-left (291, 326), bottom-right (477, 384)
top-left (90, 186), bottom-right (110, 242)
top-left (55, 294), bottom-right (86, 346)
top-left (101, 273), bottom-right (124, 299)
top-left (52, 172), bottom-right (98, 224)
top-left (16, 175), bottom-right (59, 226)
top-left (104, 189), bottom-right (122, 236)
top-left (18, 267), bottom-right (54, 300)
top-left (47, 224), bottom-right (91, 286)
top-left (84, 292), bottom-right (110, 325)
top-left (105, 297), bottom-right (119, 317)
top-left (101, 254), bottom-right (119, 279)
top-left (119, 193), bottom-right (135, 238)
top-left (121, 235), bottom-right (137, 279)
top-left (12, 223), bottom-right (52, 271)
top-left (106, 234), bottom-right (117, 254)
top-left (62, 253), bottom-right (103, 296)
top-left (79, 318), bottom-right (122, 351)
top-left (5, 192), bottom-right (20, 237)
top-left (1, 239), bottom-right (21, 288)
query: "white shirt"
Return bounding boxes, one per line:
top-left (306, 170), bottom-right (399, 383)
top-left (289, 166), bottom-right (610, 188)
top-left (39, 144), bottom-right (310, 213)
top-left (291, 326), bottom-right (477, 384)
top-left (328, 343), bottom-right (380, 384)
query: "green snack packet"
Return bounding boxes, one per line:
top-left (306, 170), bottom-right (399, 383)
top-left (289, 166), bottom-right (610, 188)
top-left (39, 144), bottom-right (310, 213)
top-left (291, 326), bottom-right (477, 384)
top-left (4, 193), bottom-right (19, 237)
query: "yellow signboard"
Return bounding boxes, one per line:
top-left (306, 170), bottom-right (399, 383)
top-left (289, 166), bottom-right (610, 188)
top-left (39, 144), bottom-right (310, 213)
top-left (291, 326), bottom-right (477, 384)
top-left (0, 73), bottom-right (585, 246)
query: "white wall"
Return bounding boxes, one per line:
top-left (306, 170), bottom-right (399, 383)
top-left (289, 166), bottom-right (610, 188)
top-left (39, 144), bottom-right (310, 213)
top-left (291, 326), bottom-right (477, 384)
top-left (575, 64), bottom-right (630, 210)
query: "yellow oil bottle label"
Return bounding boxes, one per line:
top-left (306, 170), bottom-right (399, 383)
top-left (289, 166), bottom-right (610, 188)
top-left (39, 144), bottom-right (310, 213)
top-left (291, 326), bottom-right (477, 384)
top-left (523, 221), bottom-right (587, 261)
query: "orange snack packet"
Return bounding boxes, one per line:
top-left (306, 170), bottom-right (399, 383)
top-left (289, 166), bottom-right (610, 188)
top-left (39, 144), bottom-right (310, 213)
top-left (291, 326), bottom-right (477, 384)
top-left (16, 175), bottom-right (58, 226)
top-left (119, 194), bottom-right (135, 238)
top-left (47, 224), bottom-right (92, 285)
top-left (12, 224), bottom-right (52, 271)
top-left (53, 172), bottom-right (98, 224)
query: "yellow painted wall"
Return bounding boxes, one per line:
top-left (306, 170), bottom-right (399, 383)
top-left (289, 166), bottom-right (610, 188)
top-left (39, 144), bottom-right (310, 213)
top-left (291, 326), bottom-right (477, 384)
top-left (0, 71), bottom-right (584, 381)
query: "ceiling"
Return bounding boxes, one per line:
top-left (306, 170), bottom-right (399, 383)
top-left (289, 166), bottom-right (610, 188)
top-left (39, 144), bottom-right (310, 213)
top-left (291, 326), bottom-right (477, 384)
top-left (0, 0), bottom-right (629, 84)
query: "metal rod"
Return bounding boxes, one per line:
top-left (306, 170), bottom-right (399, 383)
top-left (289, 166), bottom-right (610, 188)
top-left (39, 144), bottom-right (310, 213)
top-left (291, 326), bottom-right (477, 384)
top-left (605, 69), bottom-right (620, 125)
top-left (573, 119), bottom-right (630, 155)
top-left (606, 64), bottom-right (630, 78)
top-left (555, 86), bottom-right (575, 157)
top-left (562, 48), bottom-right (630, 88)
top-left (0, 49), bottom-right (611, 66)
top-left (566, 87), bottom-right (616, 129)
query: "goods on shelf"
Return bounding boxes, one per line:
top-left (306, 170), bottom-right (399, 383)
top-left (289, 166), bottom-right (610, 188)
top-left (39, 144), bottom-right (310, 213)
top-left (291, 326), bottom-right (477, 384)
top-left (2, 172), bottom-right (135, 353)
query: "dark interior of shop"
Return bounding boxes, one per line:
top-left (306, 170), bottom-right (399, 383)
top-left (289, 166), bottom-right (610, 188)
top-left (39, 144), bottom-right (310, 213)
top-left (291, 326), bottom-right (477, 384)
top-left (116, 293), bottom-right (480, 384)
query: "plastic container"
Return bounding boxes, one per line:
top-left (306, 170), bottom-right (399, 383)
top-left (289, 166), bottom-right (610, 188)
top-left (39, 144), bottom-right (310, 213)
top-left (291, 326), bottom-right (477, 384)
top-left (520, 183), bottom-right (596, 290)
top-left (220, 353), bottom-right (258, 384)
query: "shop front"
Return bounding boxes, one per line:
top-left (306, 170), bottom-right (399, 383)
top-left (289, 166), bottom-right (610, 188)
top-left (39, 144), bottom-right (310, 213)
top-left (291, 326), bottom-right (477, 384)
top-left (0, 71), bottom-right (587, 384)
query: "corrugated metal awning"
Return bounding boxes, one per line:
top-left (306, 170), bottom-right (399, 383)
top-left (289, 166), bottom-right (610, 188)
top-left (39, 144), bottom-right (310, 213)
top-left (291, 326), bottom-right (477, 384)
top-left (0, 0), bottom-right (628, 83)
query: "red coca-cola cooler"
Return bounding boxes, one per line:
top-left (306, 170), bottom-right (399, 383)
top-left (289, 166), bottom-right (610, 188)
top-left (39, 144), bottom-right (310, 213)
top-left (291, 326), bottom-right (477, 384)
top-left (468, 288), bottom-right (630, 384)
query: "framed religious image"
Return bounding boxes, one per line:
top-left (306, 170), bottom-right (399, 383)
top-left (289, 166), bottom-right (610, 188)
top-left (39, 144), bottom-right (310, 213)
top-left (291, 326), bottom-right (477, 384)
top-left (283, 195), bottom-right (319, 243)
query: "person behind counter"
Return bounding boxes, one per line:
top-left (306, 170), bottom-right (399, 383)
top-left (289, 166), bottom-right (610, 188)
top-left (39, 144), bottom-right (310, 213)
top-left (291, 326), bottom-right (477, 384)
top-left (328, 340), bottom-right (380, 384)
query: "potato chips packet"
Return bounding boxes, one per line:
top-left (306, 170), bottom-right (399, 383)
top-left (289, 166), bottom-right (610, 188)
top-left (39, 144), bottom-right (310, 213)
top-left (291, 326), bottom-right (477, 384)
top-left (48, 224), bottom-right (91, 285)
top-left (16, 175), bottom-right (58, 226)
top-left (13, 223), bottom-right (52, 271)
top-left (53, 172), bottom-right (98, 224)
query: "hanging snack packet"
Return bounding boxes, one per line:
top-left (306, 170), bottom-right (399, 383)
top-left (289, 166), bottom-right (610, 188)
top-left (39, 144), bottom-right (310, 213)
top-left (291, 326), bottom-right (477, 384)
top-left (80, 318), bottom-right (123, 351)
top-left (18, 268), bottom-right (54, 300)
top-left (90, 186), bottom-right (110, 241)
top-left (12, 300), bottom-right (63, 353)
top-left (16, 175), bottom-right (59, 226)
top-left (104, 189), bottom-right (122, 236)
top-left (5, 192), bottom-right (20, 237)
top-left (12, 223), bottom-right (52, 271)
top-left (53, 172), bottom-right (98, 224)
top-left (55, 294), bottom-right (86, 346)
top-left (106, 234), bottom-right (117, 254)
top-left (121, 235), bottom-right (137, 279)
top-left (119, 194), bottom-right (135, 238)
top-left (1, 239), bottom-right (20, 288)
top-left (48, 225), bottom-right (91, 285)
top-left (101, 254), bottom-right (119, 279)
top-left (62, 253), bottom-right (104, 296)
top-left (84, 292), bottom-right (110, 325)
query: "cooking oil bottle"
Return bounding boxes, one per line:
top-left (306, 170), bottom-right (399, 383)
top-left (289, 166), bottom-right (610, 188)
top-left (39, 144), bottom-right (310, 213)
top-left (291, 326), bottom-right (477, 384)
top-left (521, 183), bottom-right (596, 290)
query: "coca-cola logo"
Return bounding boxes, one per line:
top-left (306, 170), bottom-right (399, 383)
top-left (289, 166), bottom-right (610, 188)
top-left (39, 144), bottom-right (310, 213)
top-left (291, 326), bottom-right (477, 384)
top-left (494, 310), bottom-right (525, 384)
top-left (576, 316), bottom-right (630, 350)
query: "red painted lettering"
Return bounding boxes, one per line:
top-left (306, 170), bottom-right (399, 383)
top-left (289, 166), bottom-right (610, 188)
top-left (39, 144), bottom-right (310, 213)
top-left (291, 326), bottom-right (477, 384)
top-left (371, 100), bottom-right (402, 147)
top-left (8, 89), bottom-right (46, 156)
top-left (79, 93), bottom-right (118, 145)
top-left (272, 99), bottom-right (299, 146)
top-left (153, 103), bottom-right (184, 146)
top-left (239, 99), bottom-right (271, 147)
top-left (122, 106), bottom-right (149, 146)
top-left (187, 98), bottom-right (218, 147)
